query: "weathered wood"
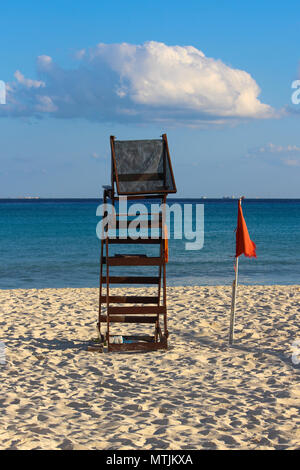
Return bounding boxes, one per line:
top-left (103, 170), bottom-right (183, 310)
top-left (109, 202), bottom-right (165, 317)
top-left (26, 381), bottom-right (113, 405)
top-left (99, 315), bottom-right (157, 323)
top-left (162, 133), bottom-right (177, 194)
top-left (103, 255), bottom-right (162, 266)
top-left (102, 276), bottom-right (160, 284)
top-left (98, 134), bottom-right (175, 353)
top-left (100, 295), bottom-right (159, 304)
top-left (107, 238), bottom-right (161, 244)
top-left (108, 306), bottom-right (166, 315)
top-left (111, 219), bottom-right (161, 229)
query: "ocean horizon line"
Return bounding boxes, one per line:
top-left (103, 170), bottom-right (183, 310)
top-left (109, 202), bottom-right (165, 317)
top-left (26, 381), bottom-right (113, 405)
top-left (1, 197), bottom-right (300, 203)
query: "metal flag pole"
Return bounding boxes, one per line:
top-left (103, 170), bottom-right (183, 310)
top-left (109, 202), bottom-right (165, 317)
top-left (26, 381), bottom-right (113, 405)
top-left (229, 255), bottom-right (239, 345)
top-left (229, 196), bottom-right (243, 345)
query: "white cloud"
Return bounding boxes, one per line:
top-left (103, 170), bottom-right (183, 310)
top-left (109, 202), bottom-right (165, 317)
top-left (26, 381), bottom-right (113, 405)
top-left (0, 41), bottom-right (276, 125)
top-left (37, 55), bottom-right (53, 69)
top-left (14, 70), bottom-right (45, 89)
top-left (256, 143), bottom-right (300, 154)
top-left (0, 80), bottom-right (6, 104)
top-left (247, 142), bottom-right (300, 167)
top-left (75, 49), bottom-right (86, 60)
top-left (35, 95), bottom-right (57, 112)
top-left (93, 42), bottom-right (273, 118)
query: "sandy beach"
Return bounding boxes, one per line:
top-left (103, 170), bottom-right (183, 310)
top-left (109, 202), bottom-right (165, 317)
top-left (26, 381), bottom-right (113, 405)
top-left (0, 285), bottom-right (299, 450)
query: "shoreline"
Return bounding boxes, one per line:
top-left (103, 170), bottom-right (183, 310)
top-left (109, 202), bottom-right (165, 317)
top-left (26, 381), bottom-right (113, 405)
top-left (0, 285), bottom-right (299, 449)
top-left (1, 283), bottom-right (300, 292)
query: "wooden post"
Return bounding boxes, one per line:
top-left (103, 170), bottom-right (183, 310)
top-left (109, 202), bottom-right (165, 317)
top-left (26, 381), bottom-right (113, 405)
top-left (229, 253), bottom-right (239, 344)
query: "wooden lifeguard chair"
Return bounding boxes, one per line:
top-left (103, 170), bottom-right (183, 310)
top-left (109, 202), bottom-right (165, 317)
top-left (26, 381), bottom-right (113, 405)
top-left (97, 134), bottom-right (176, 352)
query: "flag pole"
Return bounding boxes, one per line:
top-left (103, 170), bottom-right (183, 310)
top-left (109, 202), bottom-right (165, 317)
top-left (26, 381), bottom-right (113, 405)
top-left (229, 196), bottom-right (243, 345)
top-left (229, 255), bottom-right (239, 345)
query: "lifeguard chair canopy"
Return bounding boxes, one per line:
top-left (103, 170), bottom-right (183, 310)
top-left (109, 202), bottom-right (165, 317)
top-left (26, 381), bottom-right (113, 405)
top-left (110, 134), bottom-right (177, 195)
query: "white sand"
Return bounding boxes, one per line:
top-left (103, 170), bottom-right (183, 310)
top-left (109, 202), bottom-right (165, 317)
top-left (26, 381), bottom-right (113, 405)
top-left (0, 285), bottom-right (300, 450)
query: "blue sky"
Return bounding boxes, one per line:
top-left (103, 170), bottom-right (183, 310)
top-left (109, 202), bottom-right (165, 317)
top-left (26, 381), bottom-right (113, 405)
top-left (0, 0), bottom-right (299, 197)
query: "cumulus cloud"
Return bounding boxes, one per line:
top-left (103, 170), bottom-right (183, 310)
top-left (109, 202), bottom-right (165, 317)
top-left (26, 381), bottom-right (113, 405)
top-left (247, 143), bottom-right (300, 167)
top-left (254, 143), bottom-right (300, 154)
top-left (0, 41), bottom-right (276, 125)
top-left (14, 70), bottom-right (45, 89)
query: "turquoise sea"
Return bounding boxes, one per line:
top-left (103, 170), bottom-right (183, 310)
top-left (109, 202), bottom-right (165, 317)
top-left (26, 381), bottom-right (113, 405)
top-left (1, 199), bottom-right (299, 289)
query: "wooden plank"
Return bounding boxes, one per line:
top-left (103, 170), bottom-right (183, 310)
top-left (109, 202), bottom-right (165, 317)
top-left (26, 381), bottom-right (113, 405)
top-left (100, 295), bottom-right (159, 304)
top-left (112, 219), bottom-right (162, 229)
top-left (107, 238), bottom-right (161, 244)
top-left (102, 276), bottom-right (160, 284)
top-left (99, 315), bottom-right (157, 323)
top-left (115, 212), bottom-right (162, 217)
top-left (108, 306), bottom-right (166, 315)
top-left (162, 133), bottom-right (177, 194)
top-left (103, 256), bottom-right (162, 266)
top-left (118, 173), bottom-right (164, 182)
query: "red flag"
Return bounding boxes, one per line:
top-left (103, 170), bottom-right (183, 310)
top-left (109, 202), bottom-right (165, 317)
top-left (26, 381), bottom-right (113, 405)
top-left (236, 200), bottom-right (256, 258)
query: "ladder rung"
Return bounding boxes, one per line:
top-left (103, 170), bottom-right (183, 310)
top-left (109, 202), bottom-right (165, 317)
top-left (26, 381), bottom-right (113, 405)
top-left (107, 306), bottom-right (166, 315)
top-left (103, 255), bottom-right (162, 266)
top-left (100, 295), bottom-right (159, 304)
top-left (107, 220), bottom-right (162, 229)
top-left (99, 315), bottom-right (157, 323)
top-left (115, 212), bottom-right (162, 218)
top-left (102, 276), bottom-right (160, 284)
top-left (105, 238), bottom-right (161, 244)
